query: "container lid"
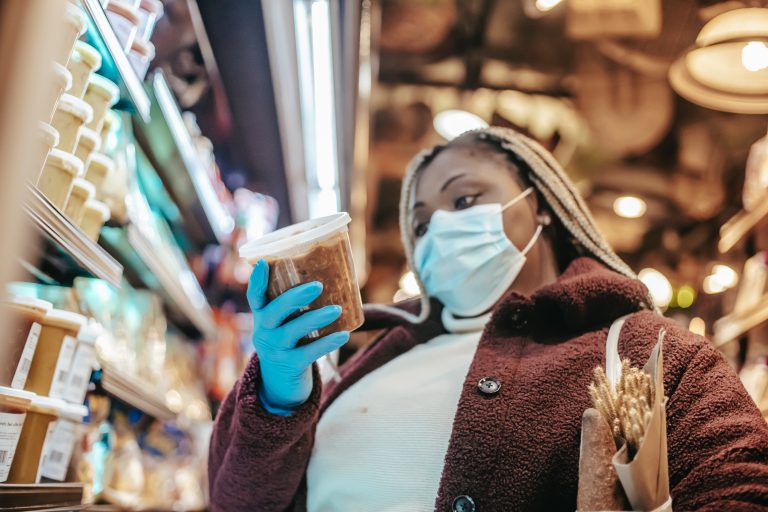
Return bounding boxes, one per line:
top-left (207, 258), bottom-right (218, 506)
top-left (239, 212), bottom-right (352, 259)
top-left (78, 127), bottom-right (102, 152)
top-left (28, 395), bottom-right (66, 416)
top-left (65, 3), bottom-right (88, 38)
top-left (86, 153), bottom-right (115, 175)
top-left (59, 402), bottom-right (88, 422)
top-left (84, 200), bottom-right (111, 222)
top-left (52, 62), bottom-right (73, 92)
top-left (4, 296), bottom-right (53, 315)
top-left (86, 75), bottom-right (120, 105)
top-left (130, 38), bottom-right (155, 59)
top-left (139, 0), bottom-right (164, 15)
top-left (72, 41), bottom-right (103, 71)
top-left (46, 149), bottom-right (84, 178)
top-left (71, 178), bottom-right (96, 200)
top-left (43, 308), bottom-right (87, 332)
top-left (106, 0), bottom-right (141, 25)
top-left (77, 320), bottom-right (102, 345)
top-left (57, 93), bottom-right (94, 124)
top-left (38, 122), bottom-right (60, 148)
top-left (0, 386), bottom-right (35, 404)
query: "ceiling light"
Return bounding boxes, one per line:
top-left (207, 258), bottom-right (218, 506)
top-left (613, 196), bottom-right (647, 219)
top-left (742, 41), bottom-right (768, 72)
top-left (399, 271), bottom-right (421, 297)
top-left (676, 285), bottom-right (696, 308)
top-left (433, 110), bottom-right (489, 140)
top-left (689, 316), bottom-right (706, 336)
top-left (535, 0), bottom-right (563, 12)
top-left (703, 275), bottom-right (727, 294)
top-left (638, 268), bottom-right (673, 308)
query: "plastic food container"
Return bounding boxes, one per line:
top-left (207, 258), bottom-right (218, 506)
top-left (6, 395), bottom-right (65, 483)
top-left (44, 63), bottom-right (72, 124)
top-left (128, 38), bottom-right (155, 81)
top-left (0, 387), bottom-right (33, 482)
top-left (84, 153), bottom-right (114, 196)
top-left (66, 41), bottom-right (102, 99)
top-left (239, 212), bottom-right (364, 340)
top-left (2, 298), bottom-right (52, 390)
top-left (53, 3), bottom-right (87, 67)
top-left (25, 310), bottom-right (86, 399)
top-left (79, 200), bottom-right (111, 242)
top-left (63, 322), bottom-right (100, 404)
top-left (83, 75), bottom-right (120, 133)
top-left (64, 178), bottom-right (96, 225)
top-left (40, 402), bottom-right (87, 482)
top-left (32, 123), bottom-right (60, 184)
top-left (51, 93), bottom-right (93, 153)
top-left (136, 0), bottom-right (164, 41)
top-left (38, 149), bottom-right (84, 210)
top-left (105, 1), bottom-right (140, 53)
top-left (74, 127), bottom-right (101, 167)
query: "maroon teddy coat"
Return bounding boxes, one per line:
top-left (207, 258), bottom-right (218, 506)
top-left (208, 257), bottom-right (768, 511)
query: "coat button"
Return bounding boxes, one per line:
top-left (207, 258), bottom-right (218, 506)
top-left (453, 495), bottom-right (476, 512)
top-left (478, 377), bottom-right (501, 395)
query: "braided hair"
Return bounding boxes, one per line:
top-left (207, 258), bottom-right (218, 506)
top-left (365, 127), bottom-right (655, 324)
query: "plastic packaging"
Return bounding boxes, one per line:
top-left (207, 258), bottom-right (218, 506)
top-left (33, 122), bottom-right (60, 183)
top-left (128, 38), bottom-right (155, 81)
top-left (84, 153), bottom-right (114, 196)
top-left (64, 178), bottom-right (96, 225)
top-left (79, 200), bottom-right (111, 242)
top-left (25, 309), bottom-right (86, 399)
top-left (38, 149), bottom-right (84, 210)
top-left (44, 63), bottom-right (72, 124)
top-left (51, 93), bottom-right (94, 153)
top-left (0, 387), bottom-right (33, 482)
top-left (2, 298), bottom-right (52, 390)
top-left (105, 1), bottom-right (140, 53)
top-left (67, 41), bottom-right (102, 99)
top-left (136, 0), bottom-right (164, 41)
top-left (74, 127), bottom-right (102, 168)
top-left (6, 395), bottom-right (64, 483)
top-left (54, 3), bottom-right (88, 67)
top-left (84, 75), bottom-right (120, 134)
top-left (239, 212), bottom-right (364, 339)
top-left (40, 402), bottom-right (88, 481)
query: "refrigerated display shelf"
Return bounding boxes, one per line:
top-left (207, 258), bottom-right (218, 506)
top-left (24, 184), bottom-right (123, 288)
top-left (80, 0), bottom-right (151, 121)
top-left (0, 482), bottom-right (85, 511)
top-left (100, 360), bottom-right (177, 421)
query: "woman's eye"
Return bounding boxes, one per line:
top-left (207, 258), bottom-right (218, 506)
top-left (454, 194), bottom-right (479, 210)
top-left (414, 223), bottom-right (428, 238)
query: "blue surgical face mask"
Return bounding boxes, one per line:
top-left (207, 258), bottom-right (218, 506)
top-left (413, 187), bottom-right (543, 317)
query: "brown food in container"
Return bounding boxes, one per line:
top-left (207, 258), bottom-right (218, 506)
top-left (0, 387), bottom-right (33, 483)
top-left (1, 298), bottom-right (52, 390)
top-left (6, 395), bottom-right (64, 483)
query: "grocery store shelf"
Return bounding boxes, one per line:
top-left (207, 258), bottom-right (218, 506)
top-left (718, 197), bottom-right (768, 253)
top-left (101, 360), bottom-right (177, 421)
top-left (25, 184), bottom-right (123, 288)
top-left (0, 483), bottom-right (85, 511)
top-left (713, 292), bottom-right (768, 347)
top-left (133, 71), bottom-right (234, 247)
top-left (80, 0), bottom-right (151, 122)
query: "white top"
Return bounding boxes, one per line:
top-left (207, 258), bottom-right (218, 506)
top-left (306, 310), bottom-right (490, 512)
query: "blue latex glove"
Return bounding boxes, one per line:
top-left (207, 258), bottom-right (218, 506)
top-left (247, 259), bottom-right (350, 416)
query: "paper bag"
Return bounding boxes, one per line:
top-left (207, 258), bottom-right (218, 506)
top-left (577, 408), bottom-right (629, 511)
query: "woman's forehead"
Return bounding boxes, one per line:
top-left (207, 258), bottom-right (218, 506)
top-left (414, 143), bottom-right (514, 194)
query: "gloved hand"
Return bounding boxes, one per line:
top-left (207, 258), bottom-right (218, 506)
top-left (247, 259), bottom-right (350, 416)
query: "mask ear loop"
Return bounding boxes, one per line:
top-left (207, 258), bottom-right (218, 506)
top-left (500, 187), bottom-right (535, 212)
top-left (499, 186), bottom-right (543, 256)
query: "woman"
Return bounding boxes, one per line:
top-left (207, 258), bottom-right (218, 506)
top-left (209, 128), bottom-right (768, 511)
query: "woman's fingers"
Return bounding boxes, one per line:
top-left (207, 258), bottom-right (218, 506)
top-left (259, 281), bottom-right (324, 329)
top-left (279, 305), bottom-right (342, 346)
top-left (246, 259), bottom-right (269, 312)
top-left (294, 331), bottom-right (350, 368)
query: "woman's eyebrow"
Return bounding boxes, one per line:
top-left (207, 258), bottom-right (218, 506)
top-left (440, 173), bottom-right (466, 192)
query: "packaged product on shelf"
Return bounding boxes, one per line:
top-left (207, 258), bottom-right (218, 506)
top-left (66, 41), bottom-right (102, 99)
top-left (0, 387), bottom-right (33, 483)
top-left (239, 212), bottom-right (365, 340)
top-left (79, 199), bottom-right (111, 242)
top-left (34, 122), bottom-right (60, 183)
top-left (83, 75), bottom-right (120, 133)
top-left (136, 0), bottom-right (164, 41)
top-left (73, 394), bottom-right (112, 504)
top-left (51, 93), bottom-right (94, 153)
top-left (84, 152), bottom-right (114, 196)
top-left (2, 297), bottom-right (52, 390)
top-left (40, 402), bottom-right (88, 482)
top-left (6, 395), bottom-right (65, 483)
top-left (128, 38), bottom-right (155, 81)
top-left (38, 148), bottom-right (83, 210)
top-left (25, 309), bottom-right (86, 399)
top-left (54, 3), bottom-right (88, 67)
top-left (73, 126), bottom-right (101, 169)
top-left (64, 321), bottom-right (100, 404)
top-left (100, 110), bottom-right (120, 155)
top-left (105, 0), bottom-right (141, 53)
top-left (103, 412), bottom-right (145, 508)
top-left (64, 178), bottom-right (96, 225)
top-left (45, 63), bottom-right (72, 123)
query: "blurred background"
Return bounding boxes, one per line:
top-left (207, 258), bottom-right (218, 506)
top-left (0, 0), bottom-right (767, 509)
